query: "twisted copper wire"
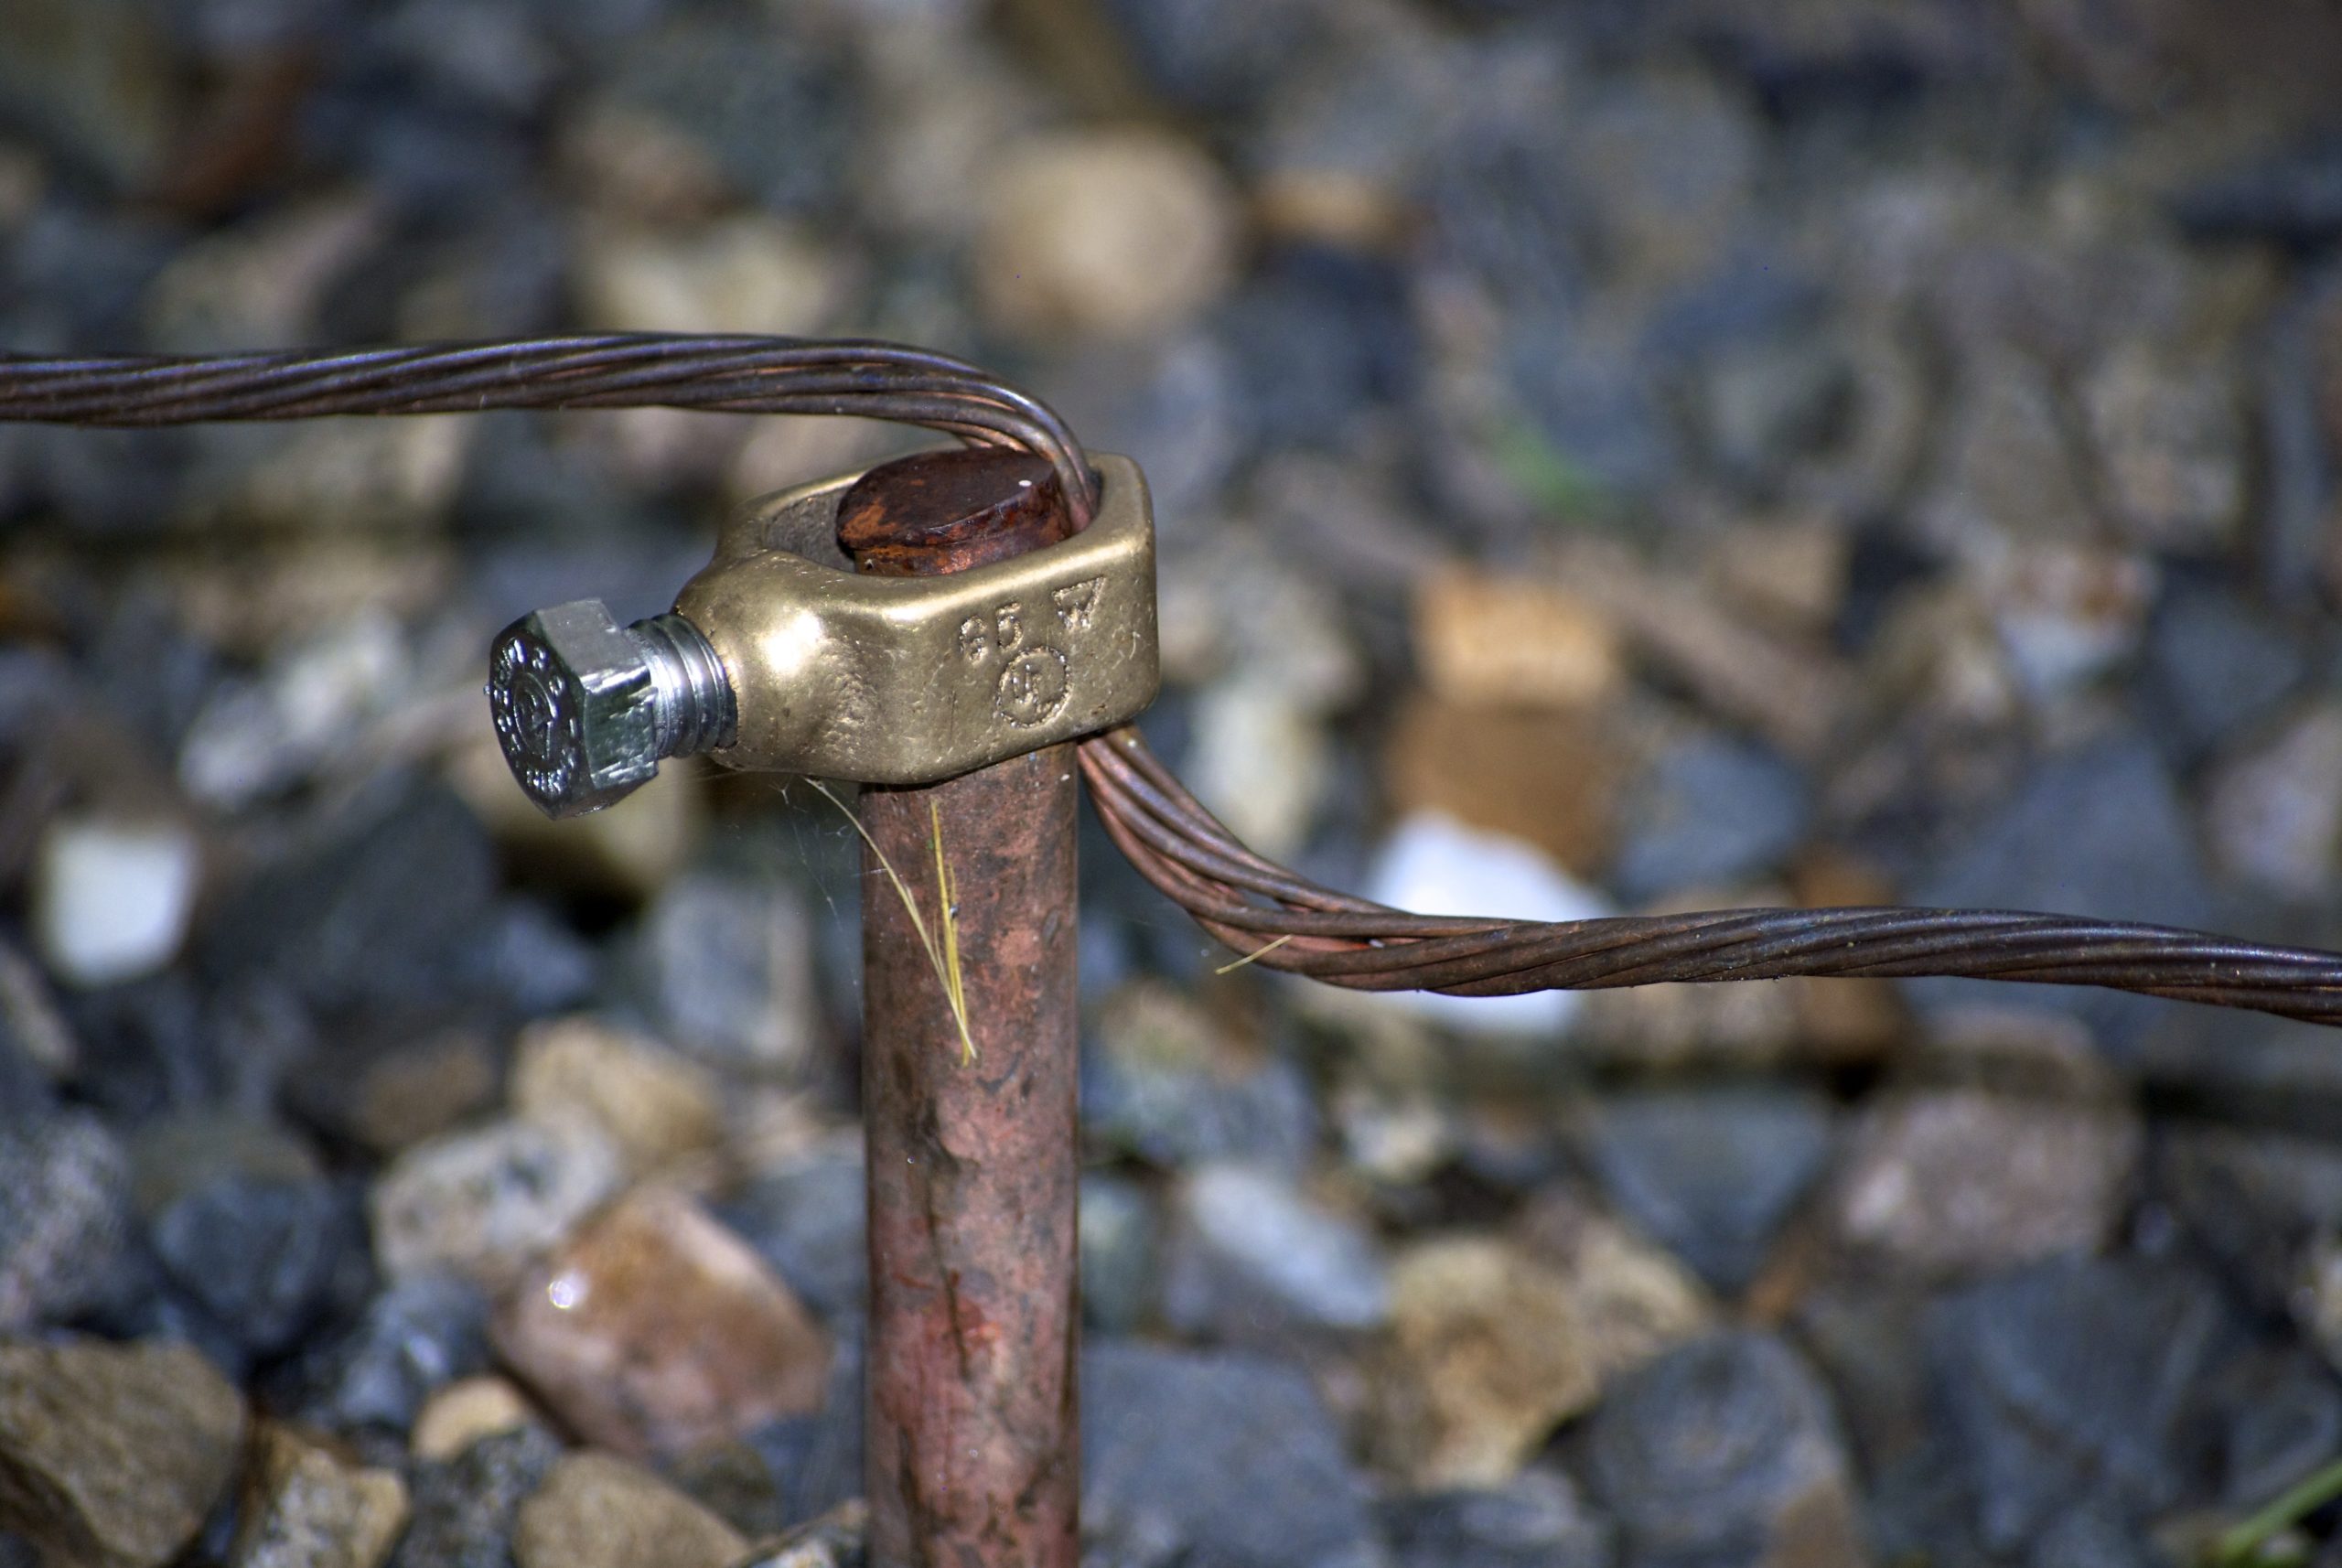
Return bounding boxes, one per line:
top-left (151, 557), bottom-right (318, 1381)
top-left (8, 332), bottom-right (2342, 1026)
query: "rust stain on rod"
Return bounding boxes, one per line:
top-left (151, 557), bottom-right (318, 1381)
top-left (843, 447), bottom-right (1081, 1568)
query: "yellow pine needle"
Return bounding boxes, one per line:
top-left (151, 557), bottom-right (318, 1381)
top-left (1215, 934), bottom-right (1295, 974)
top-left (809, 780), bottom-right (978, 1064)
top-left (930, 800), bottom-right (972, 1063)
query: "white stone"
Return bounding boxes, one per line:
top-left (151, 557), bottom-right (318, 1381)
top-left (1163, 1163), bottom-right (1389, 1336)
top-left (33, 817), bottom-right (201, 987)
top-left (1360, 811), bottom-right (1610, 1037)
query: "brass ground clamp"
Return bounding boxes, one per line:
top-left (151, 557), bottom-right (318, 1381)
top-left (487, 454), bottom-right (1159, 817)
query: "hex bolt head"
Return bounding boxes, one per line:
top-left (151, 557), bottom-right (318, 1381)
top-left (487, 600), bottom-right (665, 819)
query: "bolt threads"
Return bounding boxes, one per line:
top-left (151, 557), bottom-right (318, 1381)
top-left (630, 613), bottom-right (736, 759)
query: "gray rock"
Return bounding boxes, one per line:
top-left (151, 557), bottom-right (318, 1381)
top-left (1909, 735), bottom-right (2213, 1047)
top-left (2208, 1348), bottom-right (2342, 1510)
top-left (1215, 247), bottom-right (1417, 457)
top-left (1580, 1331), bottom-right (1866, 1568)
top-left (1036, 335), bottom-right (1241, 525)
top-left (56, 973), bottom-right (215, 1123)
top-left (1579, 1085), bottom-right (1834, 1294)
top-left (1697, 328), bottom-right (1858, 493)
top-left (2157, 1125), bottom-right (2342, 1364)
top-left (2256, 269), bottom-right (2341, 614)
top-left (1081, 1340), bottom-right (1380, 1568)
top-left (2174, 134), bottom-right (2342, 246)
top-left (370, 1114), bottom-right (622, 1292)
top-left (150, 1173), bottom-right (362, 1359)
top-left (1098, 0), bottom-right (1334, 116)
top-left (478, 899), bottom-right (599, 1020)
top-left (717, 1149), bottom-right (867, 1323)
top-left (1926, 1256), bottom-right (2233, 1553)
top-left (286, 1271), bottom-right (493, 1436)
top-left (597, 11), bottom-right (854, 217)
top-left (1378, 1472), bottom-right (1615, 1568)
top-left (1685, 0), bottom-right (2014, 103)
top-left (1570, 71), bottom-right (1757, 290)
top-left (202, 779), bottom-right (498, 1015)
top-left (1827, 1089), bottom-right (2140, 1282)
top-left (740, 1332), bottom-right (863, 1530)
top-left (1160, 1163), bottom-right (1390, 1342)
top-left (2140, 582), bottom-right (2305, 758)
top-left (0, 1337), bottom-right (247, 1568)
top-left (2023, 1500), bottom-right (2156, 1568)
top-left (0, 1110), bottom-right (129, 1329)
top-left (1505, 322), bottom-right (1679, 501)
top-left (1423, 48), bottom-right (1586, 326)
top-left (636, 873), bottom-right (818, 1079)
top-left (388, 1423), bottom-right (564, 1568)
top-left (1791, 1282), bottom-right (1937, 1477)
top-left (1612, 733), bottom-right (1811, 902)
top-left (133, 1118), bottom-right (362, 1361)
top-left (2203, 702), bottom-right (2342, 900)
top-left (1081, 986), bottom-right (1317, 1173)
top-left (1079, 1174), bottom-right (1158, 1337)
top-left (1864, 1441), bottom-right (1993, 1568)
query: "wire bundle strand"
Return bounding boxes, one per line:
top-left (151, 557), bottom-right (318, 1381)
top-left (9, 331), bottom-right (2342, 1026)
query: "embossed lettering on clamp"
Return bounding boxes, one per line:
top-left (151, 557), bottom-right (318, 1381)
top-left (487, 454), bottom-right (1159, 817)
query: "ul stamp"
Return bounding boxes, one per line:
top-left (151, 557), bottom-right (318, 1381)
top-left (958, 576), bottom-right (1105, 729)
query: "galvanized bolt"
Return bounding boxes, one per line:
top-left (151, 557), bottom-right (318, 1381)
top-left (486, 600), bottom-right (736, 819)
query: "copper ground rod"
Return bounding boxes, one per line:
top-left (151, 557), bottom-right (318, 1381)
top-left (840, 446), bottom-right (1084, 1568)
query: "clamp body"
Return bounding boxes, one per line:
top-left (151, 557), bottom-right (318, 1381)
top-left (684, 453), bottom-right (1156, 785)
top-left (487, 454), bottom-right (1158, 816)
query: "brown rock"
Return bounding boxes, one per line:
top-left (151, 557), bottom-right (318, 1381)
top-left (511, 1452), bottom-right (746, 1568)
top-left (1703, 517), bottom-right (1849, 639)
top-left (347, 1029), bottom-right (499, 1157)
top-left (1550, 537), bottom-right (1851, 761)
top-left (976, 130), bottom-right (1238, 341)
top-left (1787, 853), bottom-right (1910, 1060)
top-left (0, 1337), bottom-right (247, 1568)
top-left (1383, 694), bottom-right (1621, 877)
top-left (510, 1016), bottom-right (724, 1180)
top-left (411, 1377), bottom-right (534, 1464)
top-left (232, 1422), bottom-right (408, 1568)
top-left (1370, 1236), bottom-right (1596, 1488)
top-left (1515, 1189), bottom-right (1714, 1385)
top-left (1828, 1089), bottom-right (2140, 1278)
top-left (1411, 568), bottom-right (1622, 711)
top-left (495, 1187), bottom-right (832, 1459)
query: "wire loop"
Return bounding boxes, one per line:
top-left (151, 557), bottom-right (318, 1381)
top-left (7, 332), bottom-right (2341, 1026)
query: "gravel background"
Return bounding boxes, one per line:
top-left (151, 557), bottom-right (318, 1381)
top-left (6, 2), bottom-right (2342, 1565)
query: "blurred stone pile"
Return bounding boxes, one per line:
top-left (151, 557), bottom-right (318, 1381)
top-left (6, 0), bottom-right (2342, 1564)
